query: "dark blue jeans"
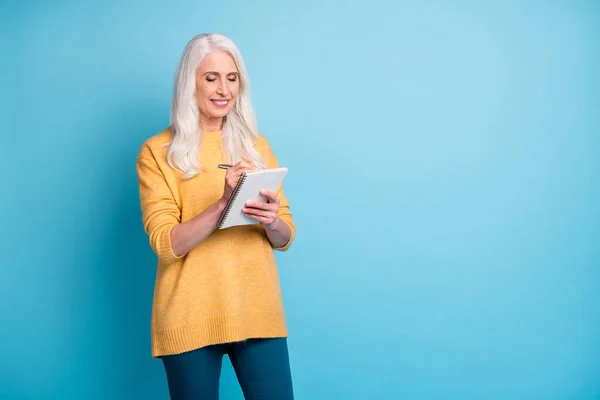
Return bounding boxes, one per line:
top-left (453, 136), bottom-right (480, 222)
top-left (161, 338), bottom-right (294, 400)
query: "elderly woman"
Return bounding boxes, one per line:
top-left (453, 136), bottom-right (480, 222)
top-left (136, 33), bottom-right (296, 399)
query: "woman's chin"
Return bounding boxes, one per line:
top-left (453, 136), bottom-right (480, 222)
top-left (209, 106), bottom-right (233, 118)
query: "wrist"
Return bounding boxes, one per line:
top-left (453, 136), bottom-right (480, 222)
top-left (215, 197), bottom-right (228, 213)
top-left (264, 216), bottom-right (281, 231)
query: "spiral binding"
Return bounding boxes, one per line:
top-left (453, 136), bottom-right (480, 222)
top-left (217, 172), bottom-right (249, 228)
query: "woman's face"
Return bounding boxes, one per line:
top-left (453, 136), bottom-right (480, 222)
top-left (195, 50), bottom-right (240, 124)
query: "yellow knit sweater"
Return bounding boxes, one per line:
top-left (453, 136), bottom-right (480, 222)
top-left (136, 128), bottom-right (296, 358)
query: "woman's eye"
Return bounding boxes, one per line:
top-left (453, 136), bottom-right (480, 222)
top-left (228, 76), bottom-right (237, 82)
top-left (206, 76), bottom-right (216, 82)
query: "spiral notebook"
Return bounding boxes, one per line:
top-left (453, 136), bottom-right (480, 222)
top-left (217, 167), bottom-right (288, 229)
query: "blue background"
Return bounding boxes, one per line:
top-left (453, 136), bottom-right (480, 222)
top-left (2, 0), bottom-right (599, 398)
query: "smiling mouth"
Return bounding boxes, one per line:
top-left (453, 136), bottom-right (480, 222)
top-left (211, 99), bottom-right (230, 107)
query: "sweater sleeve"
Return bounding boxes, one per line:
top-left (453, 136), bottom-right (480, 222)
top-left (136, 147), bottom-right (183, 265)
top-left (259, 136), bottom-right (296, 252)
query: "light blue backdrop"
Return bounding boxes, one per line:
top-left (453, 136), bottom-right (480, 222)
top-left (1, 0), bottom-right (599, 399)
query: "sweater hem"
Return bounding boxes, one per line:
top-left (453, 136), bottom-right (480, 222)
top-left (150, 311), bottom-right (288, 358)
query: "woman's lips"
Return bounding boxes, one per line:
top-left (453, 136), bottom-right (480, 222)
top-left (211, 99), bottom-right (230, 107)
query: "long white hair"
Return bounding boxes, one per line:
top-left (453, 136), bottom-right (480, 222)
top-left (167, 33), bottom-right (266, 178)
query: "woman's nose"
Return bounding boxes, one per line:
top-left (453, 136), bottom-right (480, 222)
top-left (216, 79), bottom-right (229, 95)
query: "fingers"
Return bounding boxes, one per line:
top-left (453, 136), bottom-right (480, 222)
top-left (243, 207), bottom-right (276, 224)
top-left (259, 190), bottom-right (278, 203)
top-left (242, 207), bottom-right (272, 218)
top-left (245, 190), bottom-right (279, 210)
top-left (243, 189), bottom-right (279, 225)
top-left (230, 161), bottom-right (254, 174)
top-left (244, 201), bottom-right (276, 211)
top-left (225, 161), bottom-right (255, 188)
top-left (226, 170), bottom-right (244, 184)
top-left (221, 161), bottom-right (257, 203)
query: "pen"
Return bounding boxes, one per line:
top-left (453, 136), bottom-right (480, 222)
top-left (218, 164), bottom-right (233, 169)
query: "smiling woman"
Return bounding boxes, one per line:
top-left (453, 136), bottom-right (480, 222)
top-left (135, 33), bottom-right (296, 400)
top-left (195, 51), bottom-right (240, 127)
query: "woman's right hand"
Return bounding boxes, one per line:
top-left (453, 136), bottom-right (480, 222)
top-left (221, 161), bottom-right (255, 203)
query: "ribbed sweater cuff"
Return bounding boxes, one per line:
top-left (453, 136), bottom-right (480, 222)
top-left (157, 225), bottom-right (183, 265)
top-left (273, 219), bottom-right (295, 251)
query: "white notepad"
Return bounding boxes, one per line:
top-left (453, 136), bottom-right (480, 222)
top-left (217, 167), bottom-right (288, 229)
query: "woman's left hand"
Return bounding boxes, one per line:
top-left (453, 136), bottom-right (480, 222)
top-left (243, 190), bottom-right (280, 226)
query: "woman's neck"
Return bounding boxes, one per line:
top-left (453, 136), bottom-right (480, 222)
top-left (199, 115), bottom-right (223, 132)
